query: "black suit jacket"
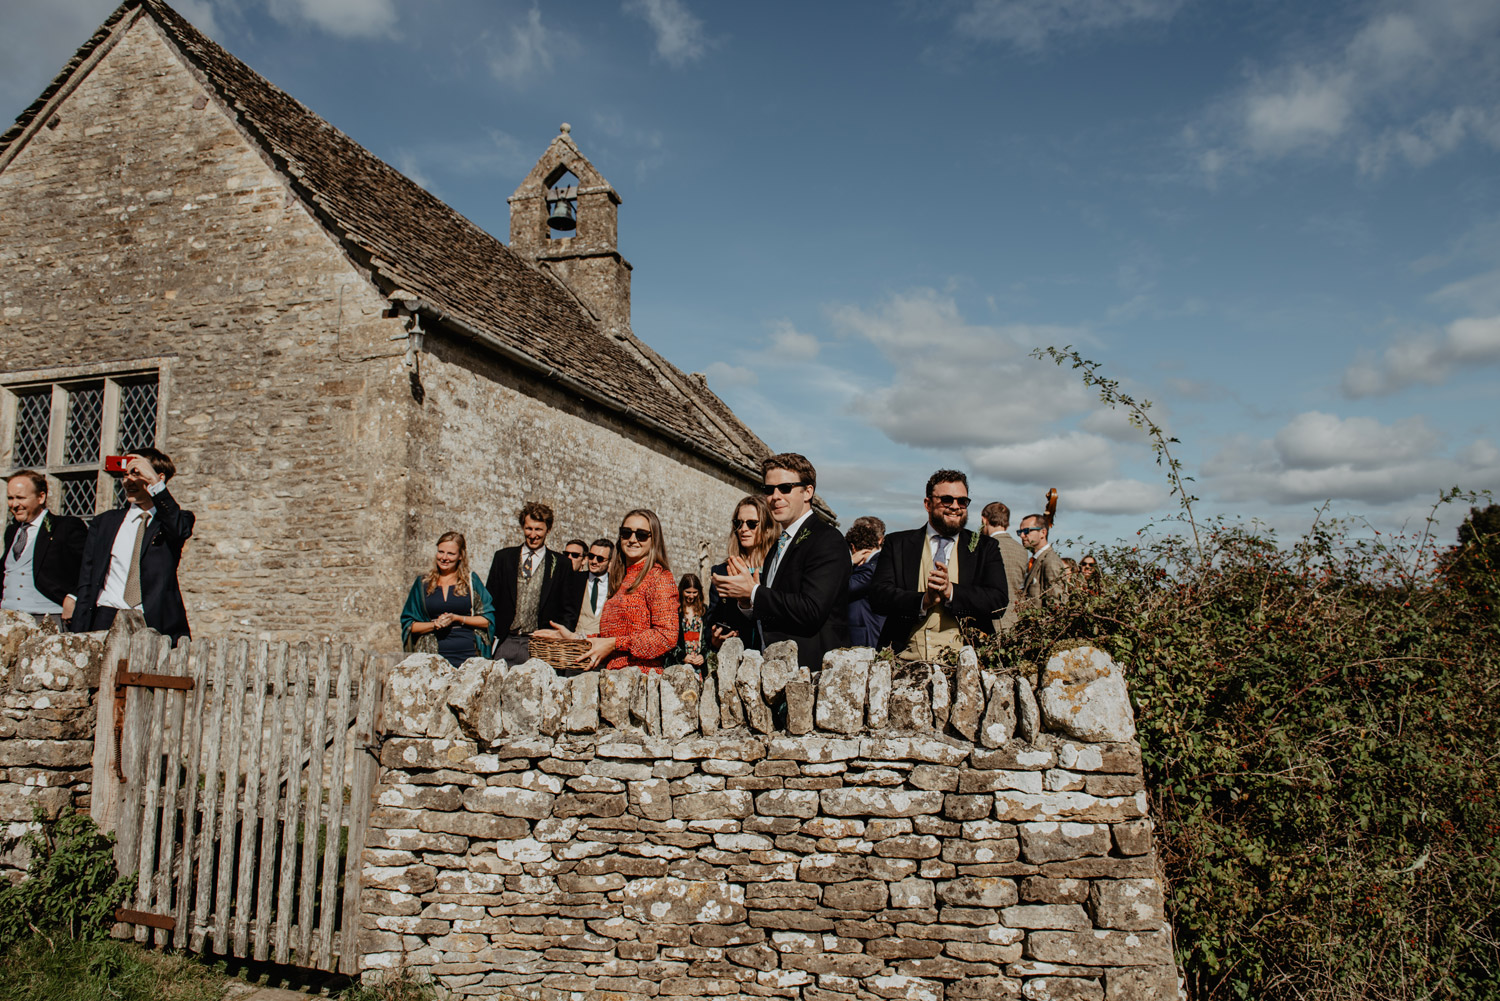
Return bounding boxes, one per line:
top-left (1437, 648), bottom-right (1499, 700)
top-left (869, 526), bottom-right (1008, 654)
top-left (847, 550), bottom-right (886, 648)
top-left (71, 487), bottom-right (195, 640)
top-left (705, 559), bottom-right (754, 642)
top-left (486, 545), bottom-right (580, 637)
top-left (751, 515), bottom-right (850, 670)
top-left (2, 513), bottom-right (87, 608)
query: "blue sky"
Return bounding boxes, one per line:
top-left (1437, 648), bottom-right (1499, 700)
top-left (5, 0), bottom-right (1499, 551)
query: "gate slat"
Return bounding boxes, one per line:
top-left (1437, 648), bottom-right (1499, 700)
top-left (133, 634), bottom-right (172, 944)
top-left (315, 645), bottom-right (354, 969)
top-left (231, 641), bottom-right (271, 957)
top-left (252, 642), bottom-right (290, 962)
top-left (114, 630), bottom-right (155, 879)
top-left (212, 639), bottom-right (250, 953)
top-left (295, 645), bottom-right (333, 963)
top-left (274, 644), bottom-right (313, 965)
top-left (189, 640), bottom-right (229, 952)
top-left (173, 639), bottom-right (213, 950)
top-left (339, 651), bottom-right (381, 975)
top-left (151, 640), bottom-right (191, 948)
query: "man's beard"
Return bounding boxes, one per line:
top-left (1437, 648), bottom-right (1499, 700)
top-left (929, 510), bottom-right (968, 535)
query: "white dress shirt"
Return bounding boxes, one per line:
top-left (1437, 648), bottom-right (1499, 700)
top-left (98, 505), bottom-right (151, 612)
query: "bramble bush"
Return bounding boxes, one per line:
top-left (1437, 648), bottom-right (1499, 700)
top-left (0, 808), bottom-right (134, 949)
top-left (983, 348), bottom-right (1500, 999)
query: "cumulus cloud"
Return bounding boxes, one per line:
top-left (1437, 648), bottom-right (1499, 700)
top-left (830, 289), bottom-right (1092, 451)
top-left (1343, 314), bottom-right (1500, 396)
top-left (264, 0), bottom-right (397, 38)
top-left (954, 0), bottom-right (1185, 53)
top-left (1191, 0), bottom-right (1500, 177)
top-left (1206, 412), bottom-right (1500, 506)
top-left (1067, 478), bottom-right (1171, 515)
top-left (702, 360), bottom-right (757, 388)
top-left (968, 431), bottom-right (1114, 489)
top-left (623, 0), bottom-right (709, 66)
top-left (767, 320), bottom-right (820, 361)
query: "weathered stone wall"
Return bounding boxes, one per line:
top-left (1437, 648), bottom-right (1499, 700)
top-left (363, 644), bottom-right (1183, 1000)
top-left (408, 336), bottom-right (754, 590)
top-left (0, 611), bottom-right (108, 878)
top-left (0, 17), bottom-right (412, 648)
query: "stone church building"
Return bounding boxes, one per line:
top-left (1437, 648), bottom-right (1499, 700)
top-left (0, 0), bottom-right (774, 648)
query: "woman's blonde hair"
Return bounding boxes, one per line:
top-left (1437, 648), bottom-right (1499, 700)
top-left (610, 509), bottom-right (671, 595)
top-left (423, 531), bottom-right (471, 595)
top-left (726, 494), bottom-right (776, 567)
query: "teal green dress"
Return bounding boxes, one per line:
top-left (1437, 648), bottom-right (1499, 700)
top-left (400, 573), bottom-right (495, 664)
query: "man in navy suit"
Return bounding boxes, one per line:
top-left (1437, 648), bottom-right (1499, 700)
top-left (70, 448), bottom-right (195, 641)
top-left (713, 453), bottom-right (850, 670)
top-left (869, 469), bottom-right (1008, 660)
top-left (845, 516), bottom-right (886, 648)
top-left (3, 470), bottom-right (87, 627)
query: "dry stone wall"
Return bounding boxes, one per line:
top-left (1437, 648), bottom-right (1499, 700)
top-left (364, 642), bottom-right (1183, 1000)
top-left (0, 610), bottom-right (110, 878)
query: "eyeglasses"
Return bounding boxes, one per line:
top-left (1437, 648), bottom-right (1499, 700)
top-left (929, 494), bottom-right (971, 509)
top-left (732, 518), bottom-right (760, 529)
top-left (587, 553), bottom-right (610, 562)
top-left (619, 528), bottom-right (653, 542)
top-left (565, 550), bottom-right (585, 559)
top-left (1016, 527), bottom-right (1043, 535)
top-left (762, 481), bottom-right (810, 496)
top-left (1081, 561), bottom-right (1097, 568)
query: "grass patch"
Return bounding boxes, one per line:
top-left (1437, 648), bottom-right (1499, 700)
top-left (0, 936), bottom-right (222, 1001)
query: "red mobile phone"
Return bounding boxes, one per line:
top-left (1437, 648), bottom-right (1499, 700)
top-left (104, 455), bottom-right (129, 474)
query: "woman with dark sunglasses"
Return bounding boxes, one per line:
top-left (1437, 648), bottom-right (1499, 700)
top-left (704, 494), bottom-right (776, 650)
top-left (535, 509), bottom-right (678, 672)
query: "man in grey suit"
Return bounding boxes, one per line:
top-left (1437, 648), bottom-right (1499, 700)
top-left (1018, 513), bottom-right (1066, 609)
top-left (980, 502), bottom-right (1028, 631)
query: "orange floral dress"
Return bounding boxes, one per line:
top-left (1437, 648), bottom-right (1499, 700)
top-left (597, 561), bottom-right (680, 673)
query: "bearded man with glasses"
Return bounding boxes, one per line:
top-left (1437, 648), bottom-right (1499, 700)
top-left (712, 452), bottom-right (849, 671)
top-left (868, 469), bottom-right (1009, 660)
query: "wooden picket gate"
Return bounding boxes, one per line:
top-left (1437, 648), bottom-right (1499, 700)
top-left (98, 628), bottom-right (385, 974)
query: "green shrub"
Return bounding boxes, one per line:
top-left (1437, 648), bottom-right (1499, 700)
top-left (0, 809), bottom-right (134, 949)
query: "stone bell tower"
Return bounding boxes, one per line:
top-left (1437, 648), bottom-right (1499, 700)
top-left (509, 124), bottom-right (633, 338)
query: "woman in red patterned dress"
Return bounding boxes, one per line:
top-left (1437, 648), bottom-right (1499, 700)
top-left (536, 509), bottom-right (678, 672)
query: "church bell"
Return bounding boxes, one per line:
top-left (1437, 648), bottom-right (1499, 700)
top-left (547, 197), bottom-right (577, 231)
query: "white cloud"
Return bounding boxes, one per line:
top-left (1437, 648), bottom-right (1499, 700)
top-left (1068, 478), bottom-right (1171, 515)
top-left (954, 0), bottom-right (1184, 53)
top-left (1206, 413), bottom-right (1500, 506)
top-left (264, 0), bottom-right (396, 38)
top-left (623, 0), bottom-right (709, 67)
top-left (702, 360), bottom-right (757, 388)
top-left (968, 431), bottom-right (1114, 489)
top-left (488, 7), bottom-right (566, 85)
top-left (1191, 0), bottom-right (1500, 177)
top-left (830, 289), bottom-right (1092, 449)
top-left (767, 320), bottom-right (820, 361)
top-left (1343, 314), bottom-right (1500, 396)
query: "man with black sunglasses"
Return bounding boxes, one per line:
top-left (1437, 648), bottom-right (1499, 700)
top-left (868, 469), bottom-right (1008, 660)
top-left (712, 452), bottom-right (849, 670)
top-left (574, 538), bottom-right (614, 636)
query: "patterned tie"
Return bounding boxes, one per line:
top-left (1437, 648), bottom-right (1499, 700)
top-left (523, 549), bottom-right (537, 580)
top-left (10, 523), bottom-right (28, 561)
top-left (122, 515), bottom-right (147, 607)
top-left (767, 530), bottom-right (791, 584)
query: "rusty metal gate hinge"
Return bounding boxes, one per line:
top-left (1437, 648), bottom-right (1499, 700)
top-left (112, 658), bottom-right (195, 783)
top-left (116, 907), bottom-right (176, 930)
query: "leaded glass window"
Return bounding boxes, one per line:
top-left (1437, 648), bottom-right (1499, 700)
top-left (12, 391), bottom-right (50, 468)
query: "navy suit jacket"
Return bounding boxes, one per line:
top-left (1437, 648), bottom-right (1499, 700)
top-left (71, 487), bottom-right (194, 640)
top-left (868, 526), bottom-right (1008, 655)
top-left (751, 515), bottom-right (850, 670)
top-left (846, 550), bottom-right (886, 648)
top-left (2, 513), bottom-right (87, 609)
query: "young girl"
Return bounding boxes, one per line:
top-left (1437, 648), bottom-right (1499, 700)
top-left (673, 573), bottom-right (708, 668)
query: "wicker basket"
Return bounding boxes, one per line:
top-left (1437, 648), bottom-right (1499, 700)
top-left (529, 636), bottom-right (592, 672)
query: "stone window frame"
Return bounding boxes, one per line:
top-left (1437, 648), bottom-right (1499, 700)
top-left (0, 358), bottom-right (174, 519)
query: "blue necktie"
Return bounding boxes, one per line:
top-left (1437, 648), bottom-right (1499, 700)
top-left (10, 524), bottom-right (28, 561)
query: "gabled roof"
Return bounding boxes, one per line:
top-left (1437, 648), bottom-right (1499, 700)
top-left (1, 0), bottom-right (770, 479)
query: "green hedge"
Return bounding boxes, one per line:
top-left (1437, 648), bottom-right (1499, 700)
top-left (980, 508), bottom-right (1500, 1000)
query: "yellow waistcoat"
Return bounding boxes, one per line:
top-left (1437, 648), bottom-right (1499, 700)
top-left (899, 534), bottom-right (963, 662)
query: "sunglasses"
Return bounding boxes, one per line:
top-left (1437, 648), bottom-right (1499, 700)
top-left (587, 553), bottom-right (610, 562)
top-left (619, 528), bottom-right (653, 542)
top-left (762, 481), bottom-right (810, 496)
top-left (565, 550), bottom-right (585, 559)
top-left (1017, 527), bottom-right (1043, 535)
top-left (732, 518), bottom-right (760, 529)
top-left (929, 494), bottom-right (971, 508)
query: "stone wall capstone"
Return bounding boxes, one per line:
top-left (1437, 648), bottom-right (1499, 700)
top-left (362, 643), bottom-right (1185, 1000)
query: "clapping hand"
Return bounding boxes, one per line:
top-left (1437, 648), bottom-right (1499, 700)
top-left (925, 561), bottom-right (952, 607)
top-left (713, 555), bottom-right (758, 601)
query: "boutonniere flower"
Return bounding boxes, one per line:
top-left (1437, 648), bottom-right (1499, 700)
top-left (549, 553), bottom-right (557, 575)
top-left (41, 512), bottom-right (52, 533)
top-left (967, 530), bottom-right (979, 554)
top-left (794, 527), bottom-right (811, 547)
